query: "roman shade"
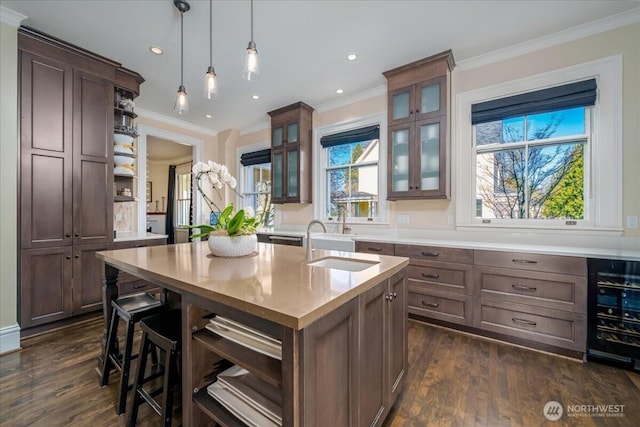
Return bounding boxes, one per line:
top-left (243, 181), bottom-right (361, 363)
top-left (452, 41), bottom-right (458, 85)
top-left (320, 125), bottom-right (380, 148)
top-left (240, 148), bottom-right (271, 166)
top-left (471, 78), bottom-right (597, 125)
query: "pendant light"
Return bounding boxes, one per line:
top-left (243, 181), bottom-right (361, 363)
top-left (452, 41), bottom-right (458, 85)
top-left (173, 0), bottom-right (190, 114)
top-left (204, 0), bottom-right (218, 99)
top-left (242, 0), bottom-right (259, 81)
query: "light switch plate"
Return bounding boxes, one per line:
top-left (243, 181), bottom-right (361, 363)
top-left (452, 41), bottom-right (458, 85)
top-left (626, 215), bottom-right (638, 229)
top-left (397, 213), bottom-right (410, 224)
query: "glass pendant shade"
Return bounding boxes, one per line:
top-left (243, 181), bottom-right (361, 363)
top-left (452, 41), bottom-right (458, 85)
top-left (204, 66), bottom-right (218, 99)
top-left (174, 85), bottom-right (189, 114)
top-left (242, 41), bottom-right (260, 81)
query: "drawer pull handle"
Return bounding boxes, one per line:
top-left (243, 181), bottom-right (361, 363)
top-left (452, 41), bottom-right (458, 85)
top-left (512, 259), bottom-right (538, 264)
top-left (421, 251), bottom-right (439, 257)
top-left (367, 247), bottom-right (383, 252)
top-left (133, 284), bottom-right (146, 289)
top-left (422, 301), bottom-right (439, 308)
top-left (422, 273), bottom-right (440, 279)
top-left (512, 317), bottom-right (537, 327)
top-left (512, 284), bottom-right (537, 292)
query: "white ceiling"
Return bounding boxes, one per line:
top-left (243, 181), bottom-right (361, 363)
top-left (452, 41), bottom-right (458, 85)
top-left (147, 135), bottom-right (193, 161)
top-left (3, 1), bottom-right (638, 134)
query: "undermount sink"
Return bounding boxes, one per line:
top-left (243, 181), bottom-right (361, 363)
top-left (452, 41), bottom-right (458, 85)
top-left (307, 256), bottom-right (379, 272)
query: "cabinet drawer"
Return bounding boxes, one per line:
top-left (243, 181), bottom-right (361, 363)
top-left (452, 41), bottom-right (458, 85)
top-left (475, 299), bottom-right (586, 351)
top-left (407, 262), bottom-right (471, 295)
top-left (395, 244), bottom-right (473, 264)
top-left (408, 290), bottom-right (470, 325)
top-left (474, 250), bottom-right (586, 276)
top-left (118, 279), bottom-right (159, 296)
top-left (475, 266), bottom-right (587, 314)
top-left (355, 241), bottom-right (395, 255)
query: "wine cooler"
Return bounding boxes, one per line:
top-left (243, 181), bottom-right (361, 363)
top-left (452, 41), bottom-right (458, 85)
top-left (587, 258), bottom-right (640, 371)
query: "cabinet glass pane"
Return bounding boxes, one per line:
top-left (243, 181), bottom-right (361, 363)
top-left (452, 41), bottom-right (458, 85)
top-left (420, 83), bottom-right (440, 114)
top-left (287, 150), bottom-right (298, 197)
top-left (391, 128), bottom-right (410, 192)
top-left (287, 123), bottom-right (298, 143)
top-left (392, 92), bottom-right (410, 121)
top-left (420, 123), bottom-right (440, 190)
top-left (273, 152), bottom-right (283, 197)
top-left (272, 127), bottom-right (283, 147)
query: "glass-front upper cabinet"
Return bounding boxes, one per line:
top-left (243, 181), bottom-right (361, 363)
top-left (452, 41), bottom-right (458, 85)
top-left (383, 50), bottom-right (454, 200)
top-left (268, 102), bottom-right (314, 204)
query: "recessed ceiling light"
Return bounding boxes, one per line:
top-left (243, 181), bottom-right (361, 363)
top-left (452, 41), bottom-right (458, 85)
top-left (346, 53), bottom-right (357, 61)
top-left (252, 95), bottom-right (260, 100)
top-left (205, 114), bottom-right (212, 118)
top-left (149, 46), bottom-right (163, 55)
top-left (336, 89), bottom-right (344, 94)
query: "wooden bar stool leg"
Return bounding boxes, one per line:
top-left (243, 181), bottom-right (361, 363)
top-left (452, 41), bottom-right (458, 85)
top-left (100, 307), bottom-right (119, 387)
top-left (127, 331), bottom-right (151, 427)
top-left (161, 350), bottom-right (176, 427)
top-left (116, 319), bottom-right (136, 415)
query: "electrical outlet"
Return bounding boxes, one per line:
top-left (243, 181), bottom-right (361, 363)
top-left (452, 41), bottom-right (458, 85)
top-left (115, 213), bottom-right (122, 221)
top-left (626, 215), bottom-right (639, 229)
top-left (397, 213), bottom-right (410, 224)
top-left (447, 214), bottom-right (454, 225)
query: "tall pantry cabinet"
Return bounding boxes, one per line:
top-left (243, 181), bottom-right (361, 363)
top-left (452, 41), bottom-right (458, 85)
top-left (18, 28), bottom-right (116, 328)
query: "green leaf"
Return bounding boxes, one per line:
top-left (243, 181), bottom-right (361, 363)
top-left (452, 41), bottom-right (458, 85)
top-left (226, 209), bottom-right (245, 235)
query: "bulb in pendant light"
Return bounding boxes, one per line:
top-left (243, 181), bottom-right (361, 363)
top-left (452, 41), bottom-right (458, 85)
top-left (204, 66), bottom-right (218, 99)
top-left (242, 41), bottom-right (259, 81)
top-left (174, 85), bottom-right (188, 114)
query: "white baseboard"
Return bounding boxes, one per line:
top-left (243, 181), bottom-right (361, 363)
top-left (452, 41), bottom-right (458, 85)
top-left (0, 324), bottom-right (21, 354)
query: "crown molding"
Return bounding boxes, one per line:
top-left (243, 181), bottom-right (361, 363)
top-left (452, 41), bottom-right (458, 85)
top-left (0, 6), bottom-right (27, 27)
top-left (458, 7), bottom-right (640, 70)
top-left (136, 107), bottom-right (218, 137)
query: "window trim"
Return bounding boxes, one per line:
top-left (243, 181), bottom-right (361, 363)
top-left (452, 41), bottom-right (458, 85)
top-left (455, 55), bottom-right (622, 233)
top-left (236, 140), bottom-right (270, 210)
top-left (313, 113), bottom-right (389, 224)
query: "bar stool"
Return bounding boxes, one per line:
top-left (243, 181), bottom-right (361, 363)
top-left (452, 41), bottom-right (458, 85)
top-left (127, 309), bottom-right (182, 427)
top-left (100, 292), bottom-right (168, 415)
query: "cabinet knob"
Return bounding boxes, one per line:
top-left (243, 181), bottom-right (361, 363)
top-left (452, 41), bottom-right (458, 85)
top-left (385, 294), bottom-right (393, 302)
top-left (415, 108), bottom-right (420, 113)
top-left (66, 256), bottom-right (71, 260)
top-left (74, 233), bottom-right (80, 237)
top-left (75, 255), bottom-right (80, 259)
top-left (66, 233), bottom-right (71, 238)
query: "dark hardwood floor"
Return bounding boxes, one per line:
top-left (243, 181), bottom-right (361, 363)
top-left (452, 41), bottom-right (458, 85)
top-left (1, 316), bottom-right (638, 426)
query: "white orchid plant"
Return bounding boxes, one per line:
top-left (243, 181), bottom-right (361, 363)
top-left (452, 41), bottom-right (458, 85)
top-left (189, 161), bottom-right (267, 238)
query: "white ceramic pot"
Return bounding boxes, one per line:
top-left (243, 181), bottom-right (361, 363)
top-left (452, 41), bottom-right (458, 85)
top-left (207, 234), bottom-right (257, 257)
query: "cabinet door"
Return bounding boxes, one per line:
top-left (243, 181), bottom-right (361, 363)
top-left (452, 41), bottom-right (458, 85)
top-left (286, 147), bottom-right (300, 201)
top-left (388, 271), bottom-right (407, 402)
top-left (272, 123), bottom-right (284, 147)
top-left (387, 123), bottom-right (413, 198)
top-left (416, 117), bottom-right (446, 198)
top-left (359, 280), bottom-right (388, 427)
top-left (72, 243), bottom-right (111, 314)
top-left (272, 150), bottom-right (285, 203)
top-left (20, 247), bottom-right (73, 327)
top-left (20, 52), bottom-right (73, 249)
top-left (285, 121), bottom-right (299, 144)
top-left (73, 70), bottom-right (114, 244)
top-left (388, 86), bottom-right (415, 126)
top-left (415, 76), bottom-right (446, 121)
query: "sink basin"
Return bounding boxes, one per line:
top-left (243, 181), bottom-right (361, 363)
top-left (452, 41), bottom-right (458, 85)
top-left (307, 256), bottom-right (378, 272)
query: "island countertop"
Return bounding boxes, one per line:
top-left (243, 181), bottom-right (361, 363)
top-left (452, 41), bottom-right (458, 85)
top-left (97, 241), bottom-right (409, 329)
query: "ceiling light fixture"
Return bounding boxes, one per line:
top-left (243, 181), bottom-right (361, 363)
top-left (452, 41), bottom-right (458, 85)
top-left (203, 0), bottom-right (218, 99)
top-left (205, 114), bottom-right (212, 118)
top-left (252, 95), bottom-right (260, 100)
top-left (149, 46), bottom-right (163, 55)
top-left (336, 89), bottom-right (344, 94)
top-left (173, 0), bottom-right (190, 114)
top-left (242, 0), bottom-right (259, 81)
top-left (346, 53), bottom-right (357, 61)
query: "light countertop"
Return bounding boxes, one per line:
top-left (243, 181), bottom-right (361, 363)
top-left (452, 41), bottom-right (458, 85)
top-left (97, 242), bottom-right (409, 329)
top-left (113, 232), bottom-right (168, 242)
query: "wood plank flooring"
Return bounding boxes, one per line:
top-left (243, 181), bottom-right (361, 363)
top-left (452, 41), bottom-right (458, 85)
top-left (1, 316), bottom-right (638, 426)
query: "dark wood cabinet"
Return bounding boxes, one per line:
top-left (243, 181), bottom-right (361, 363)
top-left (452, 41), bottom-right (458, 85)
top-left (17, 28), bottom-right (145, 331)
top-left (20, 247), bottom-right (73, 327)
top-left (359, 269), bottom-right (407, 427)
top-left (268, 102), bottom-right (314, 204)
top-left (384, 50), bottom-right (455, 200)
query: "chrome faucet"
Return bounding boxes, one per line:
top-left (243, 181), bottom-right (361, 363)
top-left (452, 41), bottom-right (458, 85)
top-left (306, 220), bottom-right (327, 260)
top-left (337, 206), bottom-right (351, 235)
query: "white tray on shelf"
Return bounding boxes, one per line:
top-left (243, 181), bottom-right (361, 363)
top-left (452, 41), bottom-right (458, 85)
top-left (207, 381), bottom-right (280, 427)
top-left (205, 322), bottom-right (282, 360)
top-left (214, 316), bottom-right (282, 346)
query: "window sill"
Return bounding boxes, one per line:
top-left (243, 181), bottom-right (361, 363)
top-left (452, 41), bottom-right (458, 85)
top-left (455, 223), bottom-right (624, 237)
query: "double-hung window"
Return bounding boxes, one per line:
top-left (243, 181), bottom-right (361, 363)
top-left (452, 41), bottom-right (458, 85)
top-left (175, 165), bottom-right (192, 227)
top-left (239, 148), bottom-right (273, 227)
top-left (319, 124), bottom-right (383, 221)
top-left (456, 57), bottom-right (622, 231)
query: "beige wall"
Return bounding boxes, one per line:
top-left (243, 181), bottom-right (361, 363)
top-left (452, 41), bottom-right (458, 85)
top-left (0, 20), bottom-right (19, 331)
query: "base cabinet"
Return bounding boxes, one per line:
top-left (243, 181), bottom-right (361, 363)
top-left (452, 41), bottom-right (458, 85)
top-left (187, 269), bottom-right (408, 427)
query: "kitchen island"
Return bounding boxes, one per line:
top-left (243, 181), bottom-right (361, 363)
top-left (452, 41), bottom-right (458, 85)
top-left (97, 241), bottom-right (409, 426)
